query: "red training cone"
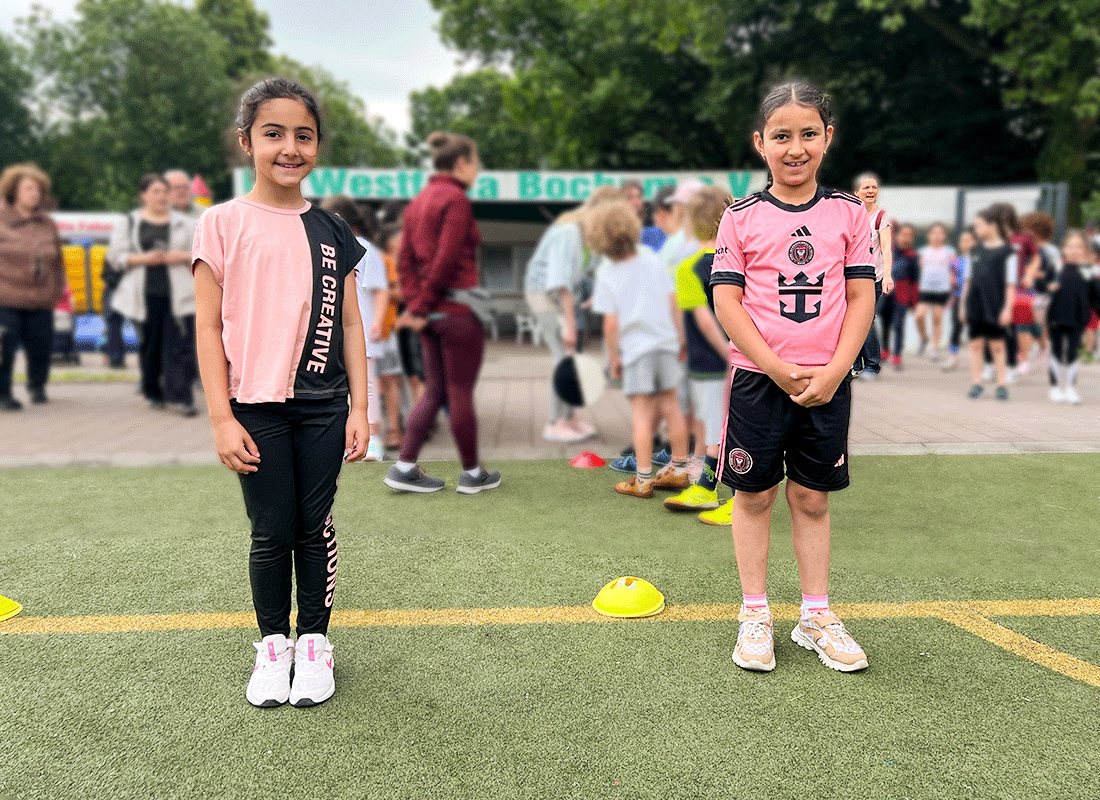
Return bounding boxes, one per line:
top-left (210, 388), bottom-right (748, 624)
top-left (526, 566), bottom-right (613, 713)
top-left (569, 451), bottom-right (606, 468)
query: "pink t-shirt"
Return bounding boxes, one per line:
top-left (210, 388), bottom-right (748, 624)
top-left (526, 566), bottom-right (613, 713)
top-left (192, 197), bottom-right (365, 403)
top-left (711, 188), bottom-right (874, 372)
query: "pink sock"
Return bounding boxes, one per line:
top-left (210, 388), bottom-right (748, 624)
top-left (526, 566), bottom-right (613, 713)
top-left (801, 594), bottom-right (829, 617)
top-left (742, 593), bottom-right (769, 612)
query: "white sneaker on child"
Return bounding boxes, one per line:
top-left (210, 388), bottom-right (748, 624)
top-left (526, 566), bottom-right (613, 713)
top-left (1049, 387), bottom-right (1067, 403)
top-left (364, 435), bottom-right (385, 462)
top-left (290, 633), bottom-right (335, 707)
top-left (246, 634), bottom-right (294, 708)
top-left (1065, 386), bottom-right (1082, 404)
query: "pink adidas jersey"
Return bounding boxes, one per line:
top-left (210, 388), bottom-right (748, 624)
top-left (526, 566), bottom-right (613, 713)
top-left (711, 188), bottom-right (874, 372)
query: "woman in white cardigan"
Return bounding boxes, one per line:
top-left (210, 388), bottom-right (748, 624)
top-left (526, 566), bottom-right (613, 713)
top-left (108, 173), bottom-right (198, 414)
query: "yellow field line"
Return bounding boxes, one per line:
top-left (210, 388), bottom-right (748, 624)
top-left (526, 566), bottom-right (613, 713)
top-left (3, 598), bottom-right (1097, 686)
top-left (935, 607), bottom-right (1100, 688)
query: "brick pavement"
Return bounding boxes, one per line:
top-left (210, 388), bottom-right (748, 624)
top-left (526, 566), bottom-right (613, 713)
top-left (1, 341), bottom-right (1097, 469)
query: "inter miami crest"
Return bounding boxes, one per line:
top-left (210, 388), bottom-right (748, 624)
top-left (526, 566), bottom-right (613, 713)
top-left (778, 271), bottom-right (824, 323)
top-left (788, 239), bottom-right (814, 266)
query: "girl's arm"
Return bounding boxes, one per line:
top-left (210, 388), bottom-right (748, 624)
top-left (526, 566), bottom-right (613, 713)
top-left (713, 283), bottom-right (809, 397)
top-left (342, 270), bottom-right (369, 462)
top-left (789, 277), bottom-right (875, 406)
top-left (194, 260), bottom-right (260, 474)
top-left (880, 225), bottom-right (894, 294)
top-left (603, 312), bottom-right (622, 380)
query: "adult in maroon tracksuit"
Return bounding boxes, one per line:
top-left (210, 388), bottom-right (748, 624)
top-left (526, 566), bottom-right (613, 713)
top-left (383, 131), bottom-right (501, 495)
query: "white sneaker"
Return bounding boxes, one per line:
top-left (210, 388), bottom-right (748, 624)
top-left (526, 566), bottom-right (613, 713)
top-left (246, 634), bottom-right (294, 708)
top-left (930, 348), bottom-right (940, 362)
top-left (941, 354), bottom-right (957, 371)
top-left (982, 364), bottom-right (995, 382)
top-left (1007, 367), bottom-right (1018, 385)
top-left (364, 435), bottom-right (384, 462)
top-left (1049, 387), bottom-right (1067, 403)
top-left (290, 633), bottom-right (335, 707)
top-left (1065, 386), bottom-right (1082, 404)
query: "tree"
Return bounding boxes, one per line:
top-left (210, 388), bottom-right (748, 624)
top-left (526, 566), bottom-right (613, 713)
top-left (0, 34), bottom-right (36, 168)
top-left (408, 68), bottom-right (542, 168)
top-left (858, 0), bottom-right (1100, 212)
top-left (196, 0), bottom-right (274, 79)
top-left (20, 0), bottom-right (235, 208)
top-left (425, 0), bottom-right (1045, 187)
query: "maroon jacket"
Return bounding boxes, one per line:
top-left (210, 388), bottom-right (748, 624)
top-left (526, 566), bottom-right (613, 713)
top-left (398, 174), bottom-right (480, 318)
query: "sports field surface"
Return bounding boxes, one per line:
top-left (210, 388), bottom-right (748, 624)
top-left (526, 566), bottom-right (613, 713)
top-left (2, 455), bottom-right (1098, 799)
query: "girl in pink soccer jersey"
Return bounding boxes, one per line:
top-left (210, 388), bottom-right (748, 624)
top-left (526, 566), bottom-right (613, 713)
top-left (711, 83), bottom-right (876, 673)
top-left (192, 79), bottom-right (369, 708)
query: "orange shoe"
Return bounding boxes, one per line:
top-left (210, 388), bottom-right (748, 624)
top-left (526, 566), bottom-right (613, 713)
top-left (652, 463), bottom-right (690, 490)
top-left (615, 475), bottom-right (654, 498)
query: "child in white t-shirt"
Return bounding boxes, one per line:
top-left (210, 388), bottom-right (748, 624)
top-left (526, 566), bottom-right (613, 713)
top-left (914, 222), bottom-right (957, 360)
top-left (589, 200), bottom-right (690, 498)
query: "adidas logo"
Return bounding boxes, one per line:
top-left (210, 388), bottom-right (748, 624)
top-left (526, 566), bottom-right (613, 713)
top-left (790, 226), bottom-right (812, 237)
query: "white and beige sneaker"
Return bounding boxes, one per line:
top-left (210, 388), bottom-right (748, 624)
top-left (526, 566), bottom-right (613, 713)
top-left (732, 607), bottom-right (775, 672)
top-left (791, 613), bottom-right (868, 672)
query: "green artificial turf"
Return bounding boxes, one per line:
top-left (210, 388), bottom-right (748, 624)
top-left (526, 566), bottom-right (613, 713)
top-left (1, 455), bottom-right (1098, 799)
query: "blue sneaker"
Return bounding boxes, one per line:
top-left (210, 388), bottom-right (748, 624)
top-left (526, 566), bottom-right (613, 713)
top-left (653, 448), bottom-right (671, 467)
top-left (609, 453), bottom-right (637, 473)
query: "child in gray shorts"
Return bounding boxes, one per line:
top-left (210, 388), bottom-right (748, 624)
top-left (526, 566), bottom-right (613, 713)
top-left (589, 200), bottom-right (690, 498)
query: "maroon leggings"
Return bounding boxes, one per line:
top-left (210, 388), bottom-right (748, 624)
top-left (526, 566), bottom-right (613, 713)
top-left (399, 312), bottom-right (485, 469)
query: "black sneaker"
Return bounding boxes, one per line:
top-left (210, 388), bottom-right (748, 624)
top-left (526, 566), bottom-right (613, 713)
top-left (456, 468), bottom-right (501, 495)
top-left (967, 384), bottom-right (983, 399)
top-left (0, 395), bottom-right (22, 411)
top-left (29, 387), bottom-right (47, 404)
top-left (995, 386), bottom-right (1008, 401)
top-left (383, 464), bottom-right (445, 493)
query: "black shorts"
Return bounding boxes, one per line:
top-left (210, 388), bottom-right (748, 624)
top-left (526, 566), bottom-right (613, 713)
top-left (919, 291), bottom-right (951, 306)
top-left (719, 368), bottom-right (851, 493)
top-left (967, 320), bottom-right (1007, 340)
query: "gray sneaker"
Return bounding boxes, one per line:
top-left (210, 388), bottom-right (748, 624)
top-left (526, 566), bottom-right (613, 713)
top-left (456, 468), bottom-right (501, 495)
top-left (383, 464), bottom-right (445, 493)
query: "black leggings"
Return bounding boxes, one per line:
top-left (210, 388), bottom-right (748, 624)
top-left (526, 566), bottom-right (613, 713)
top-left (1049, 325), bottom-right (1084, 365)
top-left (232, 396), bottom-right (348, 638)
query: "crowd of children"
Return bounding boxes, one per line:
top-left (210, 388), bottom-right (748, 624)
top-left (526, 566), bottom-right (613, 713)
top-left (850, 192), bottom-right (1100, 403)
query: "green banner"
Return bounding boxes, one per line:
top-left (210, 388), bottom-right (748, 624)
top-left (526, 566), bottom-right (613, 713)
top-left (233, 168), bottom-right (766, 202)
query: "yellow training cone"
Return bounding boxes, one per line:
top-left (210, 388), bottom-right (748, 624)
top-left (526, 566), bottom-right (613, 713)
top-left (592, 576), bottom-right (665, 618)
top-left (0, 594), bottom-right (22, 623)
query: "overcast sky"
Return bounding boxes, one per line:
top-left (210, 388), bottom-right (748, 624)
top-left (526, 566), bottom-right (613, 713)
top-left (0, 0), bottom-right (468, 137)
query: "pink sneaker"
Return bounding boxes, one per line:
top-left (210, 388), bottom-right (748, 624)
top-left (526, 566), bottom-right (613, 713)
top-left (565, 417), bottom-right (597, 440)
top-left (542, 420), bottom-right (585, 443)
